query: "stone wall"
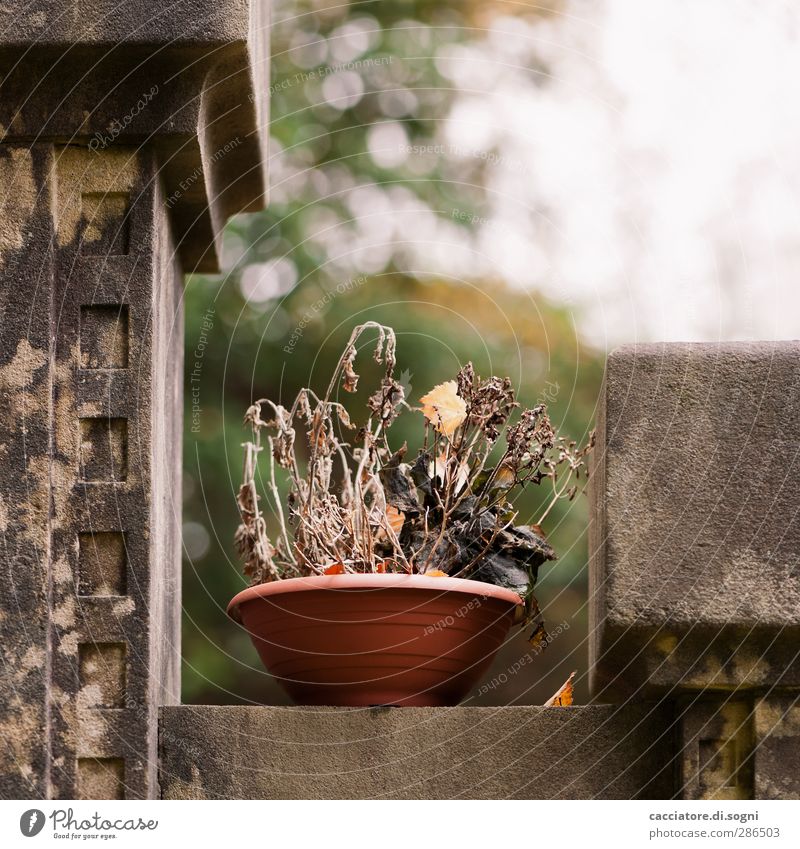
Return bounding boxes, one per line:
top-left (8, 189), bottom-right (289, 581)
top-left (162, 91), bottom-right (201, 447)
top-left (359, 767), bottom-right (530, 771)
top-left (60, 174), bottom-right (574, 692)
top-left (0, 0), bottom-right (268, 799)
top-left (590, 342), bottom-right (800, 799)
top-left (0, 141), bottom-right (183, 799)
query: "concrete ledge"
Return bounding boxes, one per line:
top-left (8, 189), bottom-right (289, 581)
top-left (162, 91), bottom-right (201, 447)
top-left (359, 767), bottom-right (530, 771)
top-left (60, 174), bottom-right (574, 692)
top-left (159, 704), bottom-right (677, 799)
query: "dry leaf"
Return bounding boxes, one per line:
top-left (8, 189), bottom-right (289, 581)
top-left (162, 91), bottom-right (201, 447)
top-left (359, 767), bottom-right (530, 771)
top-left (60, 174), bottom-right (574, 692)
top-left (429, 453), bottom-right (469, 493)
top-left (386, 504), bottom-right (405, 534)
top-left (419, 381), bottom-right (467, 437)
top-left (528, 623), bottom-right (547, 652)
top-left (341, 345), bottom-right (359, 393)
top-left (323, 561), bottom-right (345, 575)
top-left (544, 671), bottom-right (575, 707)
top-left (425, 569), bottom-right (448, 577)
top-left (530, 523), bottom-right (547, 539)
top-left (492, 464), bottom-right (516, 490)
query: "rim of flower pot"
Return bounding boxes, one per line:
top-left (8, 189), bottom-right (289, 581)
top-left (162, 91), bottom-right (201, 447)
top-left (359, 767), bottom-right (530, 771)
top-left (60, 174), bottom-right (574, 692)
top-left (227, 572), bottom-right (523, 623)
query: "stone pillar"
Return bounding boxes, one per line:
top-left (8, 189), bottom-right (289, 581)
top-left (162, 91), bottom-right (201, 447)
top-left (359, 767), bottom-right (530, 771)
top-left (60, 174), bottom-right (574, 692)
top-left (590, 342), bottom-right (800, 799)
top-left (0, 2), bottom-right (268, 799)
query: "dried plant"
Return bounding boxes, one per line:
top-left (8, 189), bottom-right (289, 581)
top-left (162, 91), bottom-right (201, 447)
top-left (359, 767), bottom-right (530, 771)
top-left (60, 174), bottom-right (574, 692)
top-left (235, 322), bottom-right (594, 640)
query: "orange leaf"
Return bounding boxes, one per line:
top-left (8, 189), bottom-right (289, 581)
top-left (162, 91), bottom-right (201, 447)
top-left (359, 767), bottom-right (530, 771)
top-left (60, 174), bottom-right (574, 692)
top-left (419, 381), bottom-right (467, 437)
top-left (528, 623), bottom-right (547, 652)
top-left (385, 505), bottom-right (405, 534)
top-left (323, 561), bottom-right (345, 575)
top-left (544, 671), bottom-right (575, 707)
top-left (425, 569), bottom-right (448, 578)
top-left (375, 560), bottom-right (388, 573)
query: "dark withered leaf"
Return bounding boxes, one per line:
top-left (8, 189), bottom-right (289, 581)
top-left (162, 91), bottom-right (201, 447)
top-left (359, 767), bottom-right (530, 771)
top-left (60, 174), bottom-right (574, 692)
top-left (243, 402), bottom-right (263, 428)
top-left (451, 494), bottom-right (477, 520)
top-left (272, 430), bottom-right (296, 469)
top-left (373, 325), bottom-right (386, 363)
top-left (296, 390), bottom-right (313, 423)
top-left (497, 523), bottom-right (557, 565)
top-left (409, 450), bottom-right (433, 499)
top-left (406, 531), bottom-right (467, 574)
top-left (460, 510), bottom-right (498, 544)
top-left (523, 591), bottom-right (546, 641)
top-left (378, 444), bottom-right (420, 516)
top-left (385, 443), bottom-right (408, 464)
top-left (470, 552), bottom-right (530, 596)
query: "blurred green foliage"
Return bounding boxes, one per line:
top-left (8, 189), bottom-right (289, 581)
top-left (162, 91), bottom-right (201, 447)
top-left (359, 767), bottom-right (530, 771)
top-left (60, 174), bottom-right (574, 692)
top-left (182, 0), bottom-right (601, 706)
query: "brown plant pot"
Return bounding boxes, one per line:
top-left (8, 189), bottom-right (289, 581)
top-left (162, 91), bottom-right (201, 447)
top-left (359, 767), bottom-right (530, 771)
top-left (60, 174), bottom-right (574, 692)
top-left (228, 573), bottom-right (522, 707)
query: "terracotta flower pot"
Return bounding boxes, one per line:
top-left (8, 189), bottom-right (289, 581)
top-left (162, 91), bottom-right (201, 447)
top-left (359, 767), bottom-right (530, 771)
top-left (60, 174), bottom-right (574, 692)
top-left (228, 573), bottom-right (522, 707)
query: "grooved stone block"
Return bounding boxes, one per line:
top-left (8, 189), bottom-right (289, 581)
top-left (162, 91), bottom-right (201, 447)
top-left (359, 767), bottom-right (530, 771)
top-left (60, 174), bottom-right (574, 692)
top-left (753, 695), bottom-right (800, 800)
top-left (77, 758), bottom-right (125, 800)
top-left (677, 698), bottom-right (754, 800)
top-left (0, 144), bottom-right (53, 799)
top-left (159, 705), bottom-right (677, 800)
top-left (1, 142), bottom-right (183, 800)
top-left (590, 343), bottom-right (800, 700)
top-left (79, 643), bottom-right (126, 709)
top-left (1, 0), bottom-right (267, 801)
top-left (78, 532), bottom-right (127, 596)
top-left (79, 417), bottom-right (128, 481)
top-left (80, 193), bottom-right (130, 255)
top-left (80, 304), bottom-right (129, 370)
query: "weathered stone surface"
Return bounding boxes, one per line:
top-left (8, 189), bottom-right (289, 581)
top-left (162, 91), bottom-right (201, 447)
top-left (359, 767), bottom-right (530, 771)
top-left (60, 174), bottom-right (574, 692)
top-left (49, 145), bottom-right (184, 799)
top-left (0, 0), bottom-right (269, 271)
top-left (0, 143), bottom-right (184, 799)
top-left (672, 693), bottom-right (800, 800)
top-left (676, 697), bottom-right (754, 800)
top-left (159, 704), bottom-right (677, 799)
top-left (590, 342), bottom-right (800, 700)
top-left (753, 695), bottom-right (800, 799)
top-left (1, 1), bottom-right (267, 801)
top-left (0, 145), bottom-right (54, 799)
top-left (0, 0), bottom-right (252, 45)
